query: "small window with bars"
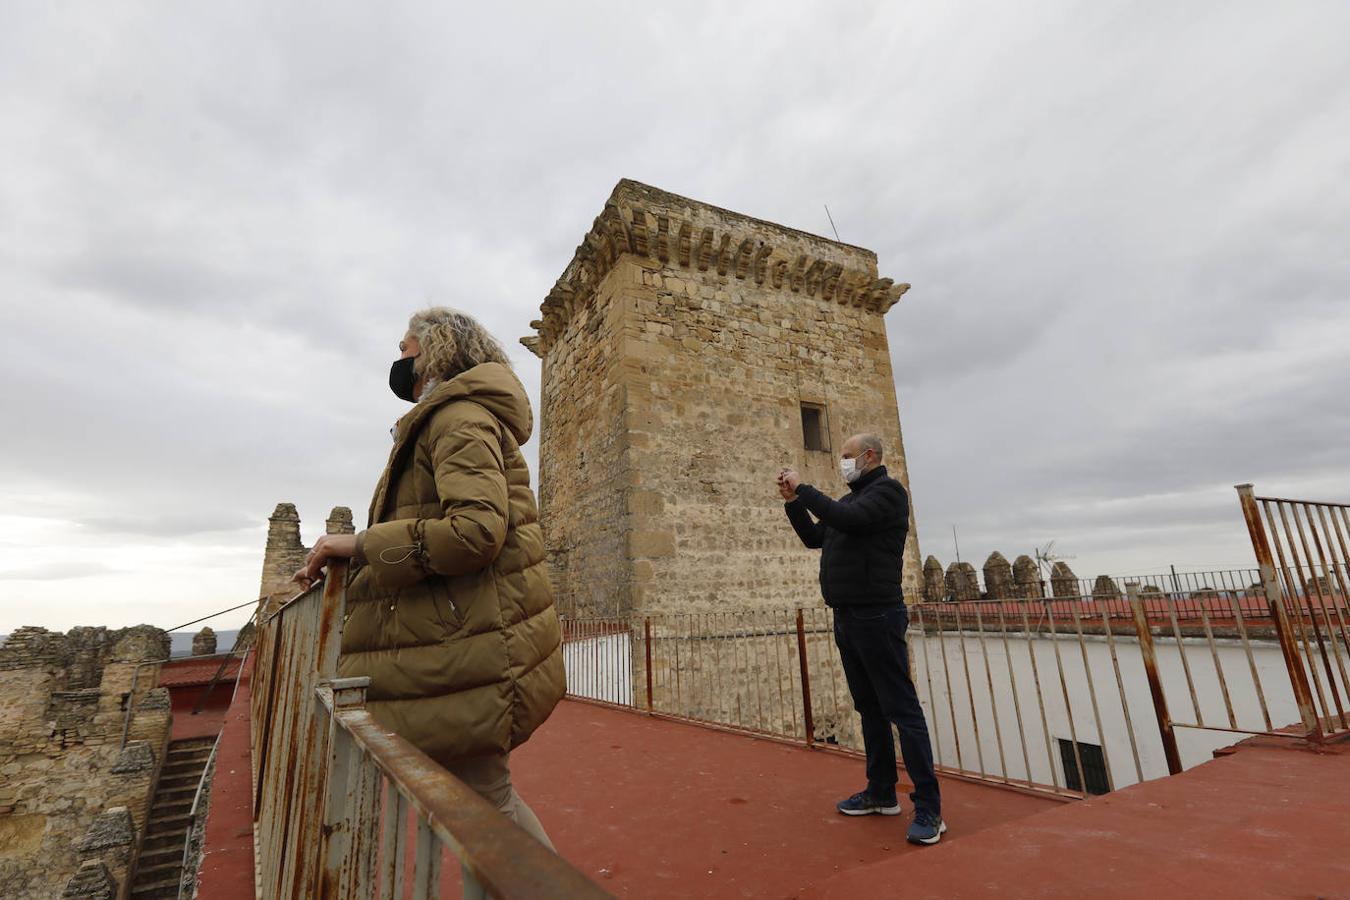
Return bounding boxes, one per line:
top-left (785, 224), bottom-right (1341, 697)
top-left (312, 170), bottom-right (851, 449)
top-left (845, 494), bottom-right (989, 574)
top-left (1058, 738), bottom-right (1111, 795)
top-left (800, 403), bottom-right (829, 452)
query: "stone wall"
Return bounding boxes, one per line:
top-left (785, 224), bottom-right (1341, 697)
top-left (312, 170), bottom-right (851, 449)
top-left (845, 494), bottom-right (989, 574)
top-left (640, 621), bottom-right (862, 746)
top-left (0, 626), bottom-right (172, 899)
top-left (525, 180), bottom-right (921, 617)
top-left (533, 262), bottom-right (635, 617)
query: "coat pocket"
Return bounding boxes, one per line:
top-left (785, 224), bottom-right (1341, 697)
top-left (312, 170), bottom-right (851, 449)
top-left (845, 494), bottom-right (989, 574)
top-left (432, 580), bottom-right (465, 635)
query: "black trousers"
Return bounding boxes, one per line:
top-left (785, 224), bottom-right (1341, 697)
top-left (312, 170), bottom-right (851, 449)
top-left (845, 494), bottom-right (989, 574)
top-left (833, 603), bottom-right (941, 815)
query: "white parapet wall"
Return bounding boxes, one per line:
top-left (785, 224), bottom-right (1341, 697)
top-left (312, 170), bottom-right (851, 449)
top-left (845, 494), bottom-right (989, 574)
top-left (909, 629), bottom-right (1308, 790)
top-left (562, 632), bottom-right (633, 706)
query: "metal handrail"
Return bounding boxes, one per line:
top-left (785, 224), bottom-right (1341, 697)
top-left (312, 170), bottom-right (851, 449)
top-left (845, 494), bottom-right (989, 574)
top-left (176, 733), bottom-right (221, 900)
top-left (251, 561), bottom-right (607, 898)
top-left (317, 681), bottom-right (602, 898)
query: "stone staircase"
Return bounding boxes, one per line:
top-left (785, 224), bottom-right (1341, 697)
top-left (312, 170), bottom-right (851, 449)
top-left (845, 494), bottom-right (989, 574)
top-left (129, 736), bottom-right (215, 899)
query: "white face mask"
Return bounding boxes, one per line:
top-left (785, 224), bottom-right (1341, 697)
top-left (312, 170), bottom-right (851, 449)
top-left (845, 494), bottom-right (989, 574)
top-left (840, 455), bottom-right (864, 483)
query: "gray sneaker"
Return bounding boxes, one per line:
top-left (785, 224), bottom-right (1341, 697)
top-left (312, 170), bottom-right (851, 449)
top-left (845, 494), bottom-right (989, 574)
top-left (906, 810), bottom-right (947, 845)
top-left (836, 790), bottom-right (902, 816)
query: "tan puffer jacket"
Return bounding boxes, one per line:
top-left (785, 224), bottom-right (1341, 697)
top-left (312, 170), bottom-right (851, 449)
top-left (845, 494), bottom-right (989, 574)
top-left (339, 362), bottom-right (564, 765)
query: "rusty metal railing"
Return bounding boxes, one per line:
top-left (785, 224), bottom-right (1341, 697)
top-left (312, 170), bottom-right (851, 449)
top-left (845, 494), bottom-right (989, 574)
top-left (250, 562), bottom-right (605, 899)
top-left (1237, 484), bottom-right (1350, 741)
top-left (562, 590), bottom-right (1317, 799)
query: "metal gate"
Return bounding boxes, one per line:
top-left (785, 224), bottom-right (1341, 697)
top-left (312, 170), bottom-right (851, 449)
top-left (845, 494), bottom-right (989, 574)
top-left (1237, 484), bottom-right (1350, 741)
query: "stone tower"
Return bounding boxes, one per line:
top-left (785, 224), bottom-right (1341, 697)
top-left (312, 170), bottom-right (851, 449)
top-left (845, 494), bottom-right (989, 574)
top-left (255, 504), bottom-right (354, 619)
top-left (522, 180), bottom-right (920, 617)
top-left (257, 502), bottom-right (307, 619)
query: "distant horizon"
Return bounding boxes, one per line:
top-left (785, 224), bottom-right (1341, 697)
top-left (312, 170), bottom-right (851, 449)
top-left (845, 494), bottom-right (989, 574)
top-left (0, 625), bottom-right (245, 652)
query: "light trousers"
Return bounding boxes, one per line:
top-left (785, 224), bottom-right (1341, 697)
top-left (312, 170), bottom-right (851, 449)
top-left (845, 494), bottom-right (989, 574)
top-left (445, 752), bottom-right (555, 850)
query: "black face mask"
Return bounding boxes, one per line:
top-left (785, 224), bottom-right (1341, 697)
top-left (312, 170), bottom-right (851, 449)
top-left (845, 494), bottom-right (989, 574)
top-left (389, 356), bottom-right (418, 402)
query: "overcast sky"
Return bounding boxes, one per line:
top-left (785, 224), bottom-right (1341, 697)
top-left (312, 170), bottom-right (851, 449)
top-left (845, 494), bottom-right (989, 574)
top-left (2, 2), bottom-right (1347, 636)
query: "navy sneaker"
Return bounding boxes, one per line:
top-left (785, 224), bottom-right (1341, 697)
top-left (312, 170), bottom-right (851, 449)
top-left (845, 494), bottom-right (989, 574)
top-left (906, 810), bottom-right (947, 845)
top-left (836, 790), bottom-right (901, 817)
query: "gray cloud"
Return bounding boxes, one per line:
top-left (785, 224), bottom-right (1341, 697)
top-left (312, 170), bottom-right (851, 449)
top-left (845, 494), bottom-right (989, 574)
top-left (0, 562), bottom-right (119, 582)
top-left (64, 264), bottom-right (257, 318)
top-left (78, 513), bottom-right (257, 538)
top-left (1, 1), bottom-right (1348, 631)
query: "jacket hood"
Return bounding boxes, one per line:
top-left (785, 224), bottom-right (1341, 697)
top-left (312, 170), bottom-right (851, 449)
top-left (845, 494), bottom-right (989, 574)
top-left (400, 362), bottom-right (534, 445)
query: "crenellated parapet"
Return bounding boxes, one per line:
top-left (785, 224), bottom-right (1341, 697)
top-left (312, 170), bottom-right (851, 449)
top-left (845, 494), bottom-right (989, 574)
top-left (521, 179), bottom-right (910, 358)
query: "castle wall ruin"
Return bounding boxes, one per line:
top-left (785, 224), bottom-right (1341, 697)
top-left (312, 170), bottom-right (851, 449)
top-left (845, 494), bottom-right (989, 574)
top-left (0, 626), bottom-right (172, 899)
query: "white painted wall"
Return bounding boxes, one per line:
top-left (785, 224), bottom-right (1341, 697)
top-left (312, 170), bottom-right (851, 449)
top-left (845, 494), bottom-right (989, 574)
top-left (562, 633), bottom-right (632, 705)
top-left (908, 629), bottom-right (1314, 790)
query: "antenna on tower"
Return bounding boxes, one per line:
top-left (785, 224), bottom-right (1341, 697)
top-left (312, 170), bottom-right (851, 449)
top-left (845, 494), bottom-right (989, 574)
top-left (824, 204), bottom-right (841, 241)
top-left (1034, 541), bottom-right (1076, 581)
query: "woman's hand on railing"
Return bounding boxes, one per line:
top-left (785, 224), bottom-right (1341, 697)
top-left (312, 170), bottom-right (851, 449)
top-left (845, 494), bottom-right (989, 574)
top-left (292, 533), bottom-right (358, 590)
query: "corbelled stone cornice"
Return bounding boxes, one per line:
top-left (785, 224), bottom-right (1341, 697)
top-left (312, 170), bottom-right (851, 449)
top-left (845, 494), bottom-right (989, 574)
top-left (521, 180), bottom-right (910, 357)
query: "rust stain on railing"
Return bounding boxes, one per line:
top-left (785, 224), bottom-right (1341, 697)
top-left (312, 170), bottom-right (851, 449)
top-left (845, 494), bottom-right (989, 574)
top-left (1127, 583), bottom-right (1183, 775)
top-left (251, 562), bottom-right (609, 899)
top-left (794, 609), bottom-right (815, 746)
top-left (1236, 484), bottom-right (1350, 741)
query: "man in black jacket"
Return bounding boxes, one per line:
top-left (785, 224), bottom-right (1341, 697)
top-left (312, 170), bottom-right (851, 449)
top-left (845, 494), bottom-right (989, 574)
top-left (779, 433), bottom-right (945, 845)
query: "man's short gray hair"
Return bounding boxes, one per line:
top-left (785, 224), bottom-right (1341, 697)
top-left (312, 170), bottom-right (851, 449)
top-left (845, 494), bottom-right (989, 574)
top-left (857, 433), bottom-right (884, 462)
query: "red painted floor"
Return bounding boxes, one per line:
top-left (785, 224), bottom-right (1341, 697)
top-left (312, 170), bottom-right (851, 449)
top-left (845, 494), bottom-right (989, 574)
top-left (508, 701), bottom-right (1062, 898)
top-left (196, 659), bottom-right (256, 900)
top-left (812, 736), bottom-right (1350, 899)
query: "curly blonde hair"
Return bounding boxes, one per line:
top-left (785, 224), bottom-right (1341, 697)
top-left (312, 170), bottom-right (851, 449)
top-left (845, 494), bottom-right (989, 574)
top-left (408, 307), bottom-right (512, 393)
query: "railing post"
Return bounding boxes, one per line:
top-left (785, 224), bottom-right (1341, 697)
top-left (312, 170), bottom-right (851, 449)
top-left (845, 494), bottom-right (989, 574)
top-left (794, 609), bottom-right (816, 746)
top-left (253, 615), bottom-right (285, 822)
top-left (317, 559), bottom-right (350, 678)
top-left (412, 815), bottom-right (443, 899)
top-left (1127, 583), bottom-right (1183, 776)
top-left (644, 617), bottom-right (654, 712)
top-left (1236, 484), bottom-right (1322, 740)
top-left (318, 677), bottom-right (371, 897)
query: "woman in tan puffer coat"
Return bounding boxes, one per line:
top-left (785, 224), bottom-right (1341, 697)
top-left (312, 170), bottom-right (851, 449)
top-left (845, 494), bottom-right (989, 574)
top-left (296, 307), bottom-right (564, 848)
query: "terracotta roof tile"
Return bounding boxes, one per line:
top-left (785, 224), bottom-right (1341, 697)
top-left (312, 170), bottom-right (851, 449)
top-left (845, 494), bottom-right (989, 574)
top-left (159, 658), bottom-right (241, 688)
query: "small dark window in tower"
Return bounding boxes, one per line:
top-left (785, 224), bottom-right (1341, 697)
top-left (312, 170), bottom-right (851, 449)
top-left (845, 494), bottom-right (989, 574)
top-left (801, 403), bottom-right (829, 452)
top-left (1058, 738), bottom-right (1111, 795)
